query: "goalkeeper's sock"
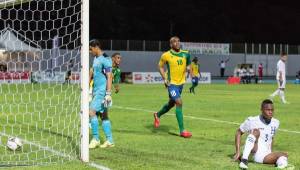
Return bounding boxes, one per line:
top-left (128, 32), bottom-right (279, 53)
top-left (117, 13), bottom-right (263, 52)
top-left (157, 103), bottom-right (173, 117)
top-left (90, 116), bottom-right (100, 141)
top-left (175, 106), bottom-right (184, 133)
top-left (102, 120), bottom-right (113, 144)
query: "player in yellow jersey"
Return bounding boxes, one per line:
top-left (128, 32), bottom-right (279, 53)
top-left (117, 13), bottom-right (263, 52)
top-left (153, 36), bottom-right (192, 138)
top-left (189, 57), bottom-right (201, 94)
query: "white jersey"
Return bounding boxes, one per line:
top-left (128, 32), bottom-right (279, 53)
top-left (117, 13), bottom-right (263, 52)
top-left (220, 62), bottom-right (226, 68)
top-left (276, 60), bottom-right (286, 80)
top-left (240, 115), bottom-right (280, 152)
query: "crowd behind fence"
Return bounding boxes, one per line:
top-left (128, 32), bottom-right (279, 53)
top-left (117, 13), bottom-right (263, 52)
top-left (100, 40), bottom-right (300, 55)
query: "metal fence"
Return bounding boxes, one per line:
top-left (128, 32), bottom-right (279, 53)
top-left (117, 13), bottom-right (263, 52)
top-left (100, 40), bottom-right (300, 55)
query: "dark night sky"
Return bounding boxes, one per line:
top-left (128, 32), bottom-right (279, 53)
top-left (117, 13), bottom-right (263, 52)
top-left (90, 0), bottom-right (300, 44)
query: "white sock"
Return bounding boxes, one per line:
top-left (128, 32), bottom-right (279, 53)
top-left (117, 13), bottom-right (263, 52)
top-left (242, 134), bottom-right (256, 160)
top-left (276, 156), bottom-right (288, 168)
top-left (271, 89), bottom-right (279, 97)
top-left (279, 90), bottom-right (286, 103)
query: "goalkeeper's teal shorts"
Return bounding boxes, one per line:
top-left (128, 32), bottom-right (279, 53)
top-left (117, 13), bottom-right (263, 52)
top-left (90, 93), bottom-right (105, 113)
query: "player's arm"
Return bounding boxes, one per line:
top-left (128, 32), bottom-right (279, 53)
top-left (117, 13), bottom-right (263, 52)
top-left (114, 84), bottom-right (120, 93)
top-left (278, 62), bottom-right (283, 81)
top-left (233, 128), bottom-right (244, 161)
top-left (226, 58), bottom-right (230, 62)
top-left (105, 72), bottom-right (112, 92)
top-left (158, 54), bottom-right (169, 86)
top-left (198, 64), bottom-right (201, 78)
top-left (186, 53), bottom-right (192, 76)
top-left (279, 70), bottom-right (283, 81)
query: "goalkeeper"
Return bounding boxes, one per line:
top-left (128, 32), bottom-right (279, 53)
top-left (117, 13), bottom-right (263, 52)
top-left (89, 39), bottom-right (114, 149)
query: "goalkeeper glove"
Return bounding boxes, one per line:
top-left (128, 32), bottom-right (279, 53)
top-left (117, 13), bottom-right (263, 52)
top-left (103, 91), bottom-right (112, 108)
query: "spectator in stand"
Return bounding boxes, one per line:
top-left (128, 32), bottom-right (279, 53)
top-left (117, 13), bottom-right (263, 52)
top-left (295, 69), bottom-right (300, 84)
top-left (296, 69), bottom-right (300, 79)
top-left (258, 63), bottom-right (263, 83)
top-left (241, 67), bottom-right (247, 84)
top-left (248, 66), bottom-right (255, 84)
top-left (219, 58), bottom-right (230, 77)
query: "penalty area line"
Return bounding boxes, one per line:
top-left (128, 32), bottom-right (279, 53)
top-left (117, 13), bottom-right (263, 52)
top-left (112, 106), bottom-right (300, 135)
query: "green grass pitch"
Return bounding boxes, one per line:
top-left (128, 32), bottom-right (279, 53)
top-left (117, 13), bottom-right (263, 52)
top-left (1, 83), bottom-right (300, 170)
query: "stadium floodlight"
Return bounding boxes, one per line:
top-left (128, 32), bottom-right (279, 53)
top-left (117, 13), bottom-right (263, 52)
top-left (0, 0), bottom-right (90, 166)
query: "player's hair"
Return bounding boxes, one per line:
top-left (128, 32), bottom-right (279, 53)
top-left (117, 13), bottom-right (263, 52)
top-left (89, 39), bottom-right (102, 48)
top-left (192, 57), bottom-right (198, 62)
top-left (261, 99), bottom-right (273, 108)
top-left (169, 36), bottom-right (180, 43)
top-left (281, 52), bottom-right (287, 56)
top-left (112, 53), bottom-right (121, 58)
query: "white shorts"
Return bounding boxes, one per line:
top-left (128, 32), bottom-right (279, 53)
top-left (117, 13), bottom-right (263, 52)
top-left (277, 79), bottom-right (286, 89)
top-left (253, 146), bottom-right (271, 163)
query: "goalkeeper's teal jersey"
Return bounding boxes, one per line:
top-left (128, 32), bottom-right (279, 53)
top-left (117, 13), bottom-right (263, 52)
top-left (92, 53), bottom-right (112, 94)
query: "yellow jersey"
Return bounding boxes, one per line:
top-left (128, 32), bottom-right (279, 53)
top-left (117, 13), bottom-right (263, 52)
top-left (158, 49), bottom-right (191, 85)
top-left (191, 62), bottom-right (199, 77)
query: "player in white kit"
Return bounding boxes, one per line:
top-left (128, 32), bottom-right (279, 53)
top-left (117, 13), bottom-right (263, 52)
top-left (233, 99), bottom-right (288, 169)
top-left (270, 52), bottom-right (289, 104)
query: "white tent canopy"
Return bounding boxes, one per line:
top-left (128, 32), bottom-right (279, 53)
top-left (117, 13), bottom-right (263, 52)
top-left (0, 26), bottom-right (41, 52)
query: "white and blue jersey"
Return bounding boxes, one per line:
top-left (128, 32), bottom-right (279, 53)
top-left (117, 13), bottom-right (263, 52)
top-left (90, 53), bottom-right (112, 112)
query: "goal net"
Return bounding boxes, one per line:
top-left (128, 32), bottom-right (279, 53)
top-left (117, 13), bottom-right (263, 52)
top-left (0, 0), bottom-right (87, 166)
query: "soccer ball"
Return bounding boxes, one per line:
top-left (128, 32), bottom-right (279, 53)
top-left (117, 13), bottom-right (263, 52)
top-left (7, 137), bottom-right (23, 151)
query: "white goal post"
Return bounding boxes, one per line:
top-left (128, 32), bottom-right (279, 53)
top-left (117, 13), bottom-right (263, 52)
top-left (80, 0), bottom-right (89, 163)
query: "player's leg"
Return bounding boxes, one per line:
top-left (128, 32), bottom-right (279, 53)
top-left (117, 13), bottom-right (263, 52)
top-left (65, 70), bottom-right (71, 84)
top-left (239, 129), bottom-right (260, 169)
top-left (157, 99), bottom-right (175, 117)
top-left (270, 80), bottom-right (281, 99)
top-left (154, 99), bottom-right (175, 128)
top-left (192, 77), bottom-right (199, 94)
top-left (278, 80), bottom-right (288, 104)
top-left (114, 84), bottom-right (120, 93)
top-left (154, 85), bottom-right (177, 128)
top-left (100, 110), bottom-right (114, 148)
top-left (189, 77), bottom-right (196, 93)
top-left (263, 152), bottom-right (288, 168)
top-left (89, 96), bottom-right (101, 148)
top-left (189, 81), bottom-right (193, 93)
top-left (174, 85), bottom-right (191, 138)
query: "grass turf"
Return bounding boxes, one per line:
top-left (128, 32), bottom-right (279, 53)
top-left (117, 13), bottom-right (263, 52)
top-left (1, 83), bottom-right (300, 170)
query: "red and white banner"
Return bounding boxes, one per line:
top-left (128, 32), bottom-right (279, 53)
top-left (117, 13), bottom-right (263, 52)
top-left (0, 71), bottom-right (30, 83)
top-left (70, 72), bottom-right (80, 84)
top-left (132, 72), bottom-right (211, 84)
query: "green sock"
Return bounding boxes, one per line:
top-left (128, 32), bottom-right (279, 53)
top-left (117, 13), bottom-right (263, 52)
top-left (175, 106), bottom-right (184, 133)
top-left (157, 103), bottom-right (172, 117)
